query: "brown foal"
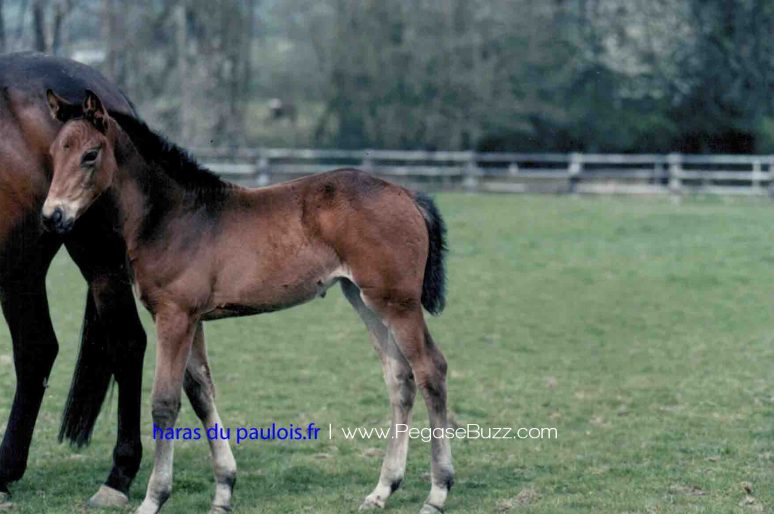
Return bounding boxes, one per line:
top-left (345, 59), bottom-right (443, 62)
top-left (42, 91), bottom-right (453, 514)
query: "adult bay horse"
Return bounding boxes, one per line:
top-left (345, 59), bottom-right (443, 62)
top-left (0, 53), bottom-right (147, 508)
top-left (44, 90), bottom-right (454, 514)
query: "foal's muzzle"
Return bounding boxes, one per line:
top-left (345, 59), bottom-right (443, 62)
top-left (41, 207), bottom-right (75, 234)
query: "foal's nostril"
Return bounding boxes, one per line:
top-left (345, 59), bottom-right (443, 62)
top-left (60, 217), bottom-right (74, 233)
top-left (42, 212), bottom-right (54, 230)
top-left (42, 207), bottom-right (70, 233)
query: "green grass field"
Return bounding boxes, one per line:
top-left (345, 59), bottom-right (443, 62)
top-left (1, 194), bottom-right (772, 514)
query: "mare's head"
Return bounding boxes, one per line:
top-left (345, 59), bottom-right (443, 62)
top-left (42, 90), bottom-right (118, 234)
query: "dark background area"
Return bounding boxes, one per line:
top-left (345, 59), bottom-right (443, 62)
top-left (2, 0), bottom-right (773, 153)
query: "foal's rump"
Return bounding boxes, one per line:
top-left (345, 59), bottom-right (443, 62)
top-left (299, 168), bottom-right (447, 315)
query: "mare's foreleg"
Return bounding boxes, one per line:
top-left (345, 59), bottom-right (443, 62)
top-left (0, 269), bottom-right (59, 500)
top-left (183, 322), bottom-right (236, 514)
top-left (65, 224), bottom-right (147, 507)
top-left (0, 225), bottom-right (60, 505)
top-left (85, 275), bottom-right (146, 507)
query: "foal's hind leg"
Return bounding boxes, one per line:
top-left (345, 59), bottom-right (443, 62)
top-left (183, 323), bottom-right (236, 514)
top-left (342, 281), bottom-right (417, 511)
top-left (362, 295), bottom-right (453, 514)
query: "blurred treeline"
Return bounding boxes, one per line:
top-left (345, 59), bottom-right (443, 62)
top-left (2, 0), bottom-right (773, 153)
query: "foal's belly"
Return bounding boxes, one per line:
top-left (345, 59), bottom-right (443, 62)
top-left (202, 246), bottom-right (346, 321)
top-left (203, 276), bottom-right (340, 320)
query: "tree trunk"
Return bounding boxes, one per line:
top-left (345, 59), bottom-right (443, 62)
top-left (236, 0), bottom-right (255, 144)
top-left (51, 0), bottom-right (69, 56)
top-left (15, 0), bottom-right (29, 41)
top-left (102, 0), bottom-right (123, 81)
top-left (176, 1), bottom-right (191, 142)
top-left (0, 0), bottom-right (6, 54)
top-left (32, 0), bottom-right (46, 52)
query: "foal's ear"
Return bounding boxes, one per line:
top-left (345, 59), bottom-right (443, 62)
top-left (83, 89), bottom-right (108, 132)
top-left (46, 89), bottom-right (76, 122)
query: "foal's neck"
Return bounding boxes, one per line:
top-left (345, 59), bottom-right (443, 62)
top-left (111, 126), bottom-right (232, 256)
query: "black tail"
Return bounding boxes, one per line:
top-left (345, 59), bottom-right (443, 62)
top-left (415, 192), bottom-right (448, 315)
top-left (59, 292), bottom-right (113, 447)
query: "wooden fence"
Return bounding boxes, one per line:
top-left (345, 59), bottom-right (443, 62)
top-left (192, 148), bottom-right (774, 196)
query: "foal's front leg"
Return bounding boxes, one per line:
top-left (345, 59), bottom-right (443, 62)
top-left (135, 309), bottom-right (197, 514)
top-left (183, 322), bottom-right (237, 513)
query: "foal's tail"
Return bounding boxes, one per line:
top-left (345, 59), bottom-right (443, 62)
top-left (414, 192), bottom-right (448, 315)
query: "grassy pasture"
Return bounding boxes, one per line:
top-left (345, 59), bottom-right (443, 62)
top-left (0, 194), bottom-right (772, 513)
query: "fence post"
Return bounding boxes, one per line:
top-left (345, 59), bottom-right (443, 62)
top-left (751, 159), bottom-right (763, 195)
top-left (567, 152), bottom-right (583, 194)
top-left (769, 157), bottom-right (774, 197)
top-left (256, 153), bottom-right (271, 186)
top-left (653, 160), bottom-right (664, 185)
top-left (667, 153), bottom-right (682, 198)
top-left (463, 151), bottom-right (480, 192)
top-left (361, 150), bottom-right (374, 172)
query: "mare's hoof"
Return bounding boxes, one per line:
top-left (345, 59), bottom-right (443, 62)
top-left (0, 492), bottom-right (12, 510)
top-left (358, 497), bottom-right (385, 510)
top-left (209, 505), bottom-right (232, 514)
top-left (419, 503), bottom-right (444, 514)
top-left (87, 485), bottom-right (129, 508)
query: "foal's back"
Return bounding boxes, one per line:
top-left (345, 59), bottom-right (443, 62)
top-left (199, 169), bottom-right (429, 318)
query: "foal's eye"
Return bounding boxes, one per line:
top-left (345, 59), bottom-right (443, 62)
top-left (81, 147), bottom-right (101, 166)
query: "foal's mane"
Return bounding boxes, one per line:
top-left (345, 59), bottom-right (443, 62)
top-left (108, 110), bottom-right (231, 195)
top-left (99, 110), bottom-right (234, 240)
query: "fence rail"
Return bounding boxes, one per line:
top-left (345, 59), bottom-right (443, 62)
top-left (191, 148), bottom-right (774, 196)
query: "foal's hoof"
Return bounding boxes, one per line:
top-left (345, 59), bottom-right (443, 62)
top-left (419, 503), bottom-right (444, 514)
top-left (0, 492), bottom-right (12, 510)
top-left (358, 497), bottom-right (385, 510)
top-left (209, 504), bottom-right (233, 514)
top-left (87, 485), bottom-right (129, 508)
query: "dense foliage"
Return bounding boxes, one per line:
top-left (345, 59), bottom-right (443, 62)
top-left (3, 0), bottom-right (773, 152)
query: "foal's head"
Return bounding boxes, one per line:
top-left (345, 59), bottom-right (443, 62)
top-left (42, 90), bottom-right (118, 234)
